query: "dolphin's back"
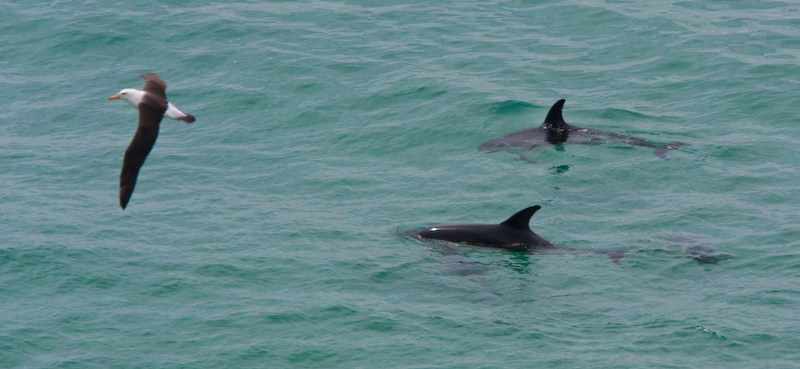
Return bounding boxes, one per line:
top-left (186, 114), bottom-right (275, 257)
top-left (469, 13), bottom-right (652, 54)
top-left (417, 224), bottom-right (518, 248)
top-left (478, 127), bottom-right (545, 152)
top-left (416, 225), bottom-right (552, 250)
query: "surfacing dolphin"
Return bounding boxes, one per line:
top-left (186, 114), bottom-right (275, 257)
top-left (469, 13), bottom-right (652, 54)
top-left (405, 205), bottom-right (628, 264)
top-left (478, 99), bottom-right (687, 162)
top-left (645, 234), bottom-right (732, 264)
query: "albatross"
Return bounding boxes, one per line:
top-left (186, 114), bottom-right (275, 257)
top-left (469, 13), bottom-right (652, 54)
top-left (108, 73), bottom-right (195, 210)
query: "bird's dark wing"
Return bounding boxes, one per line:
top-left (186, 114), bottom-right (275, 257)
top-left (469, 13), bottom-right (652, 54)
top-left (119, 96), bottom-right (167, 209)
top-left (140, 73), bottom-right (167, 100)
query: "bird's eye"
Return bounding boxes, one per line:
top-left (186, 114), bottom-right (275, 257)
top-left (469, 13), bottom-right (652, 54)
top-left (121, 92), bottom-right (127, 95)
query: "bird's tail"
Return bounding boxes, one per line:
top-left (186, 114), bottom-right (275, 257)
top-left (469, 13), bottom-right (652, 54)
top-left (178, 114), bottom-right (195, 124)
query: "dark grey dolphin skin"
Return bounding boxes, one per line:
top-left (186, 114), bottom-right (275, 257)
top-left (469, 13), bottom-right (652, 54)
top-left (405, 205), bottom-right (628, 263)
top-left (478, 99), bottom-right (687, 161)
top-left (684, 245), bottom-right (732, 264)
top-left (646, 234), bottom-right (733, 264)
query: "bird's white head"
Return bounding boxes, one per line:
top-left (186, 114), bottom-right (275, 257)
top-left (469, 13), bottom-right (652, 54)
top-left (108, 88), bottom-right (144, 108)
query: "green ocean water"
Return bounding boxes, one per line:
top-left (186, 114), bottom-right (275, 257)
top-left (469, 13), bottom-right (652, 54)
top-left (2, 0), bottom-right (800, 367)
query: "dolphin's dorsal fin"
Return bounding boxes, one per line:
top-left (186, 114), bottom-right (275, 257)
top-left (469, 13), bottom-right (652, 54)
top-left (543, 99), bottom-right (568, 128)
top-left (543, 99), bottom-right (569, 144)
top-left (500, 206), bottom-right (541, 230)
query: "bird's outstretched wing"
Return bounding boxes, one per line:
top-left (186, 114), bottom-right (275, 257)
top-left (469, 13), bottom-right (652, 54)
top-left (119, 95), bottom-right (167, 209)
top-left (140, 73), bottom-right (167, 100)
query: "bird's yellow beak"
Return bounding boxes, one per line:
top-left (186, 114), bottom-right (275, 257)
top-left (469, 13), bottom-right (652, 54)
top-left (108, 94), bottom-right (121, 100)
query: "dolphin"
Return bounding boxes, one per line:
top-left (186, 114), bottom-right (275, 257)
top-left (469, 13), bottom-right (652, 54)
top-left (405, 205), bottom-right (628, 263)
top-left (645, 234), bottom-right (733, 264)
top-left (478, 99), bottom-right (687, 161)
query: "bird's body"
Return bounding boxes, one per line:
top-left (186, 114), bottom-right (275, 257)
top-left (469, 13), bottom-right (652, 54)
top-left (108, 73), bottom-right (195, 209)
